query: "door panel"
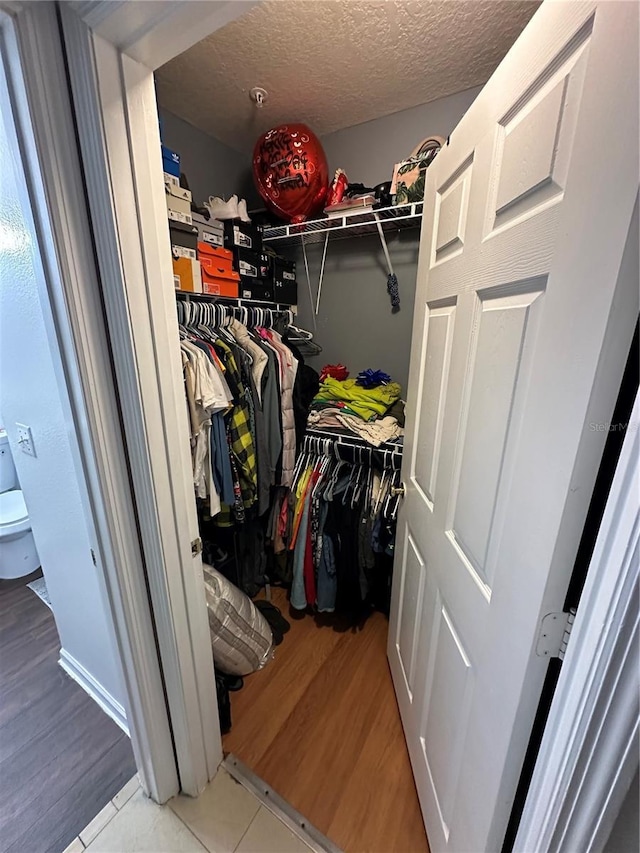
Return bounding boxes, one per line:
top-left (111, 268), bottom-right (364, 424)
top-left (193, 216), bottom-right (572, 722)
top-left (396, 532), bottom-right (427, 698)
top-left (451, 285), bottom-right (544, 587)
top-left (421, 603), bottom-right (474, 840)
top-left (412, 301), bottom-right (457, 507)
top-left (388, 3), bottom-right (639, 851)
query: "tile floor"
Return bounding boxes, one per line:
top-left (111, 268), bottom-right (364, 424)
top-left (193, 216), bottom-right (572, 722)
top-left (63, 768), bottom-right (318, 853)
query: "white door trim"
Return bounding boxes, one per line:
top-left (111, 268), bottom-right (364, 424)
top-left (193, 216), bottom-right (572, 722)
top-left (58, 6), bottom-right (221, 796)
top-left (515, 388), bottom-right (639, 853)
top-left (0, 1), bottom-right (178, 802)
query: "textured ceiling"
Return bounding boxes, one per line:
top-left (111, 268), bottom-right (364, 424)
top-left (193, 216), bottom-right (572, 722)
top-left (155, 0), bottom-right (539, 154)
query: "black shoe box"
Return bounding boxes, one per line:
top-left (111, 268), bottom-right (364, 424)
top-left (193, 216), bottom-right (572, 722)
top-left (224, 220), bottom-right (263, 253)
top-left (272, 256), bottom-right (296, 285)
top-left (271, 256), bottom-right (297, 304)
top-left (273, 279), bottom-right (298, 305)
top-left (231, 246), bottom-right (261, 279)
top-left (240, 277), bottom-right (274, 302)
top-left (259, 252), bottom-right (272, 280)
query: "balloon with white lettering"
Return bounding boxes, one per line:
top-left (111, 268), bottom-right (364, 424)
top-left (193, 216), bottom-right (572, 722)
top-left (253, 124), bottom-right (329, 223)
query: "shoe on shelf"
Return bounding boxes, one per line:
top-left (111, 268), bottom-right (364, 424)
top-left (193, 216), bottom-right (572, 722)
top-left (205, 195), bottom-right (239, 220)
top-left (237, 198), bottom-right (251, 223)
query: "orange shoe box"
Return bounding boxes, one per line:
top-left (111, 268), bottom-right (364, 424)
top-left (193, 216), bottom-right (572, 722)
top-left (172, 257), bottom-right (202, 292)
top-left (197, 242), bottom-right (233, 275)
top-left (201, 268), bottom-right (240, 297)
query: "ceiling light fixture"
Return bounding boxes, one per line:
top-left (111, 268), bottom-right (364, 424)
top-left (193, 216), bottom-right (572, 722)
top-left (250, 87), bottom-right (268, 108)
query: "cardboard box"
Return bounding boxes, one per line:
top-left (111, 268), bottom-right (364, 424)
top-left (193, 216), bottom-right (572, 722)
top-left (240, 279), bottom-right (274, 302)
top-left (164, 173), bottom-right (192, 202)
top-left (202, 268), bottom-right (240, 298)
top-left (173, 257), bottom-right (202, 292)
top-left (232, 246), bottom-right (261, 280)
top-left (162, 145), bottom-right (180, 177)
top-left (198, 243), bottom-right (234, 279)
top-left (259, 252), bottom-right (272, 280)
top-left (223, 220), bottom-right (263, 253)
top-left (170, 221), bottom-right (198, 259)
top-left (273, 278), bottom-right (298, 305)
top-left (166, 193), bottom-right (192, 225)
top-left (192, 212), bottom-right (224, 248)
top-left (272, 256), bottom-right (296, 285)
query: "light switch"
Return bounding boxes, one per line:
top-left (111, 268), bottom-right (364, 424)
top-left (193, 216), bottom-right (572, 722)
top-left (16, 423), bottom-right (36, 457)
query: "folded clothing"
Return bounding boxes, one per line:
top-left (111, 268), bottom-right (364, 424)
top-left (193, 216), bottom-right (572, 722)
top-left (336, 414), bottom-right (403, 447)
top-left (313, 377), bottom-right (402, 421)
top-left (307, 407), bottom-right (348, 429)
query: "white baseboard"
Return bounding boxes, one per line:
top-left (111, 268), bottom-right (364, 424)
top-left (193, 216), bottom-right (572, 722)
top-left (59, 648), bottom-right (129, 736)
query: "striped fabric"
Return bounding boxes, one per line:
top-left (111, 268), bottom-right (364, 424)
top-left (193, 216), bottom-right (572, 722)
top-left (202, 564), bottom-right (273, 676)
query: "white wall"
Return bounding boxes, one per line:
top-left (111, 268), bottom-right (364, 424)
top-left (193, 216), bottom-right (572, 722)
top-left (0, 72), bottom-right (126, 716)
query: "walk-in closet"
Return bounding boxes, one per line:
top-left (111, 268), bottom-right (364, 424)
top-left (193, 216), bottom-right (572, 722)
top-left (147, 4), bottom-right (544, 851)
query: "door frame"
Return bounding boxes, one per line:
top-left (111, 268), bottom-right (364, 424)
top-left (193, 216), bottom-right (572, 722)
top-left (15, 0), bottom-right (638, 840)
top-left (55, 0), bottom-right (258, 799)
top-left (0, 1), bottom-right (178, 802)
top-left (514, 392), bottom-right (639, 852)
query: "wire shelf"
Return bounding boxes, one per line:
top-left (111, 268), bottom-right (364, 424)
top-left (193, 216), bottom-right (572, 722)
top-left (175, 290), bottom-right (296, 312)
top-left (262, 201), bottom-right (424, 247)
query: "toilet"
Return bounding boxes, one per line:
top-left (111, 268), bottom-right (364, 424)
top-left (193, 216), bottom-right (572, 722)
top-left (0, 430), bottom-right (40, 579)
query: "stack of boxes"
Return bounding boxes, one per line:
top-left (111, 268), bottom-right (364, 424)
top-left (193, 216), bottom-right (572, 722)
top-left (192, 213), bottom-right (240, 296)
top-left (166, 163), bottom-right (202, 292)
top-left (224, 221), bottom-right (269, 301)
top-left (163, 145), bottom-right (200, 292)
top-left (163, 140), bottom-right (297, 304)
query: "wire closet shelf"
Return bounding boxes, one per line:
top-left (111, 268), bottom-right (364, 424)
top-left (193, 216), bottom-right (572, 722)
top-left (262, 201), bottom-right (424, 248)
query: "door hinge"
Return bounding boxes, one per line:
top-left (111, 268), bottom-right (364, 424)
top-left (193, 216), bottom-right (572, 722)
top-left (536, 608), bottom-right (576, 660)
top-left (191, 537), bottom-right (203, 557)
top-left (90, 548), bottom-right (97, 566)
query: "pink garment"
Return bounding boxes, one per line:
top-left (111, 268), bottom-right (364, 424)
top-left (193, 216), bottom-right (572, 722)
top-left (259, 328), bottom-right (298, 487)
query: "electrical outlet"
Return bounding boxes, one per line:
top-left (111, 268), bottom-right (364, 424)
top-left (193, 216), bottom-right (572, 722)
top-left (16, 423), bottom-right (36, 457)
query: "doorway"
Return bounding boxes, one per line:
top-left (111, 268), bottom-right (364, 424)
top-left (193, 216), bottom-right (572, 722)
top-left (0, 19), bottom-right (137, 852)
top-left (53, 2), bottom-right (639, 853)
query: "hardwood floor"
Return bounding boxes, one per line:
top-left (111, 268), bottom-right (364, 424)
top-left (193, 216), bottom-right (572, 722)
top-left (223, 588), bottom-right (430, 853)
top-left (0, 579), bottom-right (137, 853)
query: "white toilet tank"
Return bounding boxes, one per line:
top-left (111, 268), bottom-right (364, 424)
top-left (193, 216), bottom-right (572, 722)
top-left (0, 430), bottom-right (17, 492)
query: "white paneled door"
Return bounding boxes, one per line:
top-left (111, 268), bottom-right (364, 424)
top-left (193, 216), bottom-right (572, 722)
top-left (388, 2), bottom-right (639, 851)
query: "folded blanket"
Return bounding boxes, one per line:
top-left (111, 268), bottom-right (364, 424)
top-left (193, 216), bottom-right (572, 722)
top-left (313, 378), bottom-right (402, 421)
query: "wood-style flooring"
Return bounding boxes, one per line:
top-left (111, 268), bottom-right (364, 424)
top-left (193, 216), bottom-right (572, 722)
top-left (0, 576), bottom-right (137, 853)
top-left (223, 588), bottom-right (430, 853)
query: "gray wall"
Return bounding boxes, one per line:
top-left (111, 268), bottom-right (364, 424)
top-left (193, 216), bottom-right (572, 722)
top-left (293, 232), bottom-right (420, 391)
top-left (320, 86), bottom-right (481, 187)
top-left (159, 86), bottom-right (482, 392)
top-left (296, 86), bottom-right (481, 392)
top-left (604, 769), bottom-right (639, 853)
top-left (158, 107), bottom-right (258, 207)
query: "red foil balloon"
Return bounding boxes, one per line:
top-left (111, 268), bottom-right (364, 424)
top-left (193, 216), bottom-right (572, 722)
top-left (253, 124), bottom-right (329, 223)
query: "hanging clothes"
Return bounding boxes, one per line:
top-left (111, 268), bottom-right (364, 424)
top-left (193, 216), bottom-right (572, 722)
top-left (273, 430), bottom-right (403, 620)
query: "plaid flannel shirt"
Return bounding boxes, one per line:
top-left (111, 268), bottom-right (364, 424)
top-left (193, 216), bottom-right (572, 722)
top-left (213, 338), bottom-right (257, 511)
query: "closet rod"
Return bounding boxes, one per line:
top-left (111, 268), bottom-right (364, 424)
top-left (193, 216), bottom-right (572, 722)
top-left (306, 427), bottom-right (403, 451)
top-left (175, 290), bottom-right (295, 312)
top-left (304, 429), bottom-right (403, 471)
